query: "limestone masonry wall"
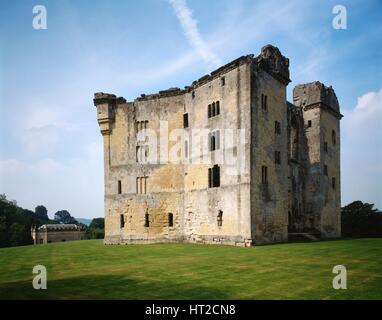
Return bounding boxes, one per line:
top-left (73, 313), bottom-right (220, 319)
top-left (93, 44), bottom-right (342, 246)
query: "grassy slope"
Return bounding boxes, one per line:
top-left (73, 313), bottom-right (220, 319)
top-left (0, 239), bottom-right (381, 299)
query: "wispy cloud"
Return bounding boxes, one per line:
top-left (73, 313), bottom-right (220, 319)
top-left (168, 0), bottom-right (221, 67)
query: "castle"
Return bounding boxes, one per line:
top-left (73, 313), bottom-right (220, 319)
top-left (93, 45), bottom-right (342, 246)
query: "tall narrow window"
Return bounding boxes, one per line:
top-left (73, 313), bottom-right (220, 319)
top-left (184, 140), bottom-right (189, 158)
top-left (213, 165), bottom-right (220, 187)
top-left (261, 166), bottom-right (268, 185)
top-left (332, 177), bottom-right (336, 190)
top-left (221, 77), bottom-right (225, 86)
top-left (209, 131), bottom-right (220, 151)
top-left (183, 113), bottom-right (189, 128)
top-left (332, 130), bottom-right (336, 145)
top-left (209, 165), bottom-right (220, 188)
top-left (308, 120), bottom-right (312, 128)
top-left (120, 214), bottom-right (125, 228)
top-left (118, 180), bottom-right (122, 194)
top-left (261, 94), bottom-right (268, 111)
top-left (324, 165), bottom-right (328, 176)
top-left (217, 210), bottom-right (223, 227)
top-left (210, 133), bottom-right (216, 151)
top-left (168, 213), bottom-right (174, 227)
top-left (208, 104), bottom-right (212, 118)
top-left (136, 177), bottom-right (148, 194)
top-left (216, 101), bottom-right (220, 115)
top-left (275, 151), bottom-right (281, 164)
top-left (144, 212), bottom-right (149, 227)
top-left (192, 91), bottom-right (195, 99)
top-left (324, 142), bottom-right (328, 153)
top-left (212, 102), bottom-right (216, 117)
top-left (275, 121), bottom-right (281, 134)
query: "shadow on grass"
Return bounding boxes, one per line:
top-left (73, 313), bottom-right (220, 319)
top-left (0, 274), bottom-right (230, 300)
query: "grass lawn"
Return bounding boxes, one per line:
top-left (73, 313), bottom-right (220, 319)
top-left (0, 238), bottom-right (381, 299)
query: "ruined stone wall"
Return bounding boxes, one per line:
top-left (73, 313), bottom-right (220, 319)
top-left (250, 67), bottom-right (289, 244)
top-left (319, 110), bottom-right (341, 237)
top-left (293, 82), bottom-right (342, 238)
top-left (94, 45), bottom-right (342, 246)
top-left (286, 104), bottom-right (307, 233)
top-left (182, 61), bottom-right (252, 246)
top-left (104, 94), bottom-right (186, 244)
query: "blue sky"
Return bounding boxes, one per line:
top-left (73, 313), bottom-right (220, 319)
top-left (0, 0), bottom-right (381, 218)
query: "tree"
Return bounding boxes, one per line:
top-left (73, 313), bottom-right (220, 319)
top-left (89, 218), bottom-right (104, 229)
top-left (35, 205), bottom-right (49, 221)
top-left (87, 217), bottom-right (105, 239)
top-left (0, 195), bottom-right (33, 247)
top-left (341, 201), bottom-right (382, 237)
top-left (54, 210), bottom-right (78, 224)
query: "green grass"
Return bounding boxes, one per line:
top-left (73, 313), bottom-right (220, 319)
top-left (0, 239), bottom-right (381, 299)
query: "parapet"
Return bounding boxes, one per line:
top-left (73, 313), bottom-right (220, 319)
top-left (98, 44), bottom-right (291, 104)
top-left (93, 92), bottom-right (126, 106)
top-left (293, 81), bottom-right (342, 118)
top-left (255, 45), bottom-right (291, 85)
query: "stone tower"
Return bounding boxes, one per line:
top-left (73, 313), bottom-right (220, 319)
top-left (293, 82), bottom-right (343, 238)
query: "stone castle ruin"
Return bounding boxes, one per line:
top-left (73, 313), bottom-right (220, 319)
top-left (93, 45), bottom-right (342, 246)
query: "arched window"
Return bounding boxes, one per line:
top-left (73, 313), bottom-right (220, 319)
top-left (217, 210), bottom-right (223, 227)
top-left (168, 213), bottom-right (174, 227)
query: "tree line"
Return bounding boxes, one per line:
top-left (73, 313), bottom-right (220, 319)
top-left (0, 194), bottom-right (104, 248)
top-left (1, 193), bottom-right (381, 248)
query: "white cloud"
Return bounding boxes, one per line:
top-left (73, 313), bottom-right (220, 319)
top-left (0, 142), bottom-right (104, 219)
top-left (169, 0), bottom-right (221, 67)
top-left (341, 88), bottom-right (382, 208)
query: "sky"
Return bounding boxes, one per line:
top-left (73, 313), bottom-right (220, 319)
top-left (0, 0), bottom-right (381, 219)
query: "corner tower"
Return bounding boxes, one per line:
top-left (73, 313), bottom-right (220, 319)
top-left (250, 45), bottom-right (291, 244)
top-left (293, 82), bottom-right (343, 238)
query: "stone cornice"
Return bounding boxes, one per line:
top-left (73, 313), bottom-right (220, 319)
top-left (303, 103), bottom-right (344, 119)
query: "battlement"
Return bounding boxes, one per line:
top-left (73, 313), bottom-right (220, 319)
top-left (293, 81), bottom-right (342, 118)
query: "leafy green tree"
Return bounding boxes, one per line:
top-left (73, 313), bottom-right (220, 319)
top-left (0, 195), bottom-right (33, 247)
top-left (54, 210), bottom-right (78, 224)
top-left (89, 218), bottom-right (104, 229)
top-left (34, 205), bottom-right (50, 223)
top-left (86, 218), bottom-right (105, 239)
top-left (341, 201), bottom-right (382, 237)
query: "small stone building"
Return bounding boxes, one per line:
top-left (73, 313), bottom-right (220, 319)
top-left (31, 224), bottom-right (86, 244)
top-left (93, 44), bottom-right (342, 246)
